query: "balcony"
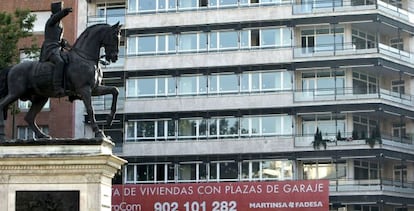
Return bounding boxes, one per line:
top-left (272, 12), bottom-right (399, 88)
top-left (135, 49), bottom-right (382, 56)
top-left (329, 179), bottom-right (414, 195)
top-left (294, 87), bottom-right (414, 108)
top-left (293, 0), bottom-right (411, 23)
top-left (293, 42), bottom-right (414, 69)
top-left (295, 134), bottom-right (414, 152)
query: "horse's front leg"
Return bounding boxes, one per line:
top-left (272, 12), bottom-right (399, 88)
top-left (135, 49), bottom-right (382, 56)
top-left (79, 87), bottom-right (105, 138)
top-left (24, 96), bottom-right (50, 139)
top-left (92, 85), bottom-right (119, 126)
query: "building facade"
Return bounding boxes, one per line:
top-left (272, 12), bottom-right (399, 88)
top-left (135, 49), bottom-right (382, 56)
top-left (86, 0), bottom-right (414, 210)
top-left (0, 0), bottom-right (88, 139)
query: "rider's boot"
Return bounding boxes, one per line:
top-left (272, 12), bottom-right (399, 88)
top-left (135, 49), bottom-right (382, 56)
top-left (53, 62), bottom-right (65, 96)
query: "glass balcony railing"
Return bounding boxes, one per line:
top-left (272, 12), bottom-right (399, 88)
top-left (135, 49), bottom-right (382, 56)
top-left (329, 179), bottom-right (414, 194)
top-left (295, 132), bottom-right (414, 150)
top-left (293, 42), bottom-right (414, 65)
top-left (294, 87), bottom-right (414, 107)
top-left (293, 0), bottom-right (410, 22)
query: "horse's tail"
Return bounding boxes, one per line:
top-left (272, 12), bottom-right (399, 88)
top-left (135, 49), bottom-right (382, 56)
top-left (0, 66), bottom-right (10, 120)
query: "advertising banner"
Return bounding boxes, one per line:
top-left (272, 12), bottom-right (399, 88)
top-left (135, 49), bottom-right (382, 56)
top-left (112, 180), bottom-right (329, 211)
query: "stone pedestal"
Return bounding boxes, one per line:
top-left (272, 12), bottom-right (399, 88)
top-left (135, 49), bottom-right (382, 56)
top-left (0, 138), bottom-right (126, 211)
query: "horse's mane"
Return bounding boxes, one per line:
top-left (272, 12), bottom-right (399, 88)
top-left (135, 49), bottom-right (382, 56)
top-left (73, 24), bottom-right (110, 47)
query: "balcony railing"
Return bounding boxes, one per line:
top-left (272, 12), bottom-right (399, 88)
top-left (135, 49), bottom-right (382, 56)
top-left (293, 0), bottom-right (410, 22)
top-left (294, 87), bottom-right (414, 107)
top-left (294, 42), bottom-right (414, 64)
top-left (329, 178), bottom-right (414, 194)
top-left (295, 133), bottom-right (414, 151)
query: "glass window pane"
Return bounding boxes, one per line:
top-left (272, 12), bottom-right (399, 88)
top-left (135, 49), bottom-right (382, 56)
top-left (179, 163), bottom-right (196, 180)
top-left (240, 30), bottom-right (249, 48)
top-left (220, 0), bottom-right (238, 6)
top-left (137, 121), bottom-right (155, 138)
top-left (221, 74), bottom-right (238, 92)
top-left (219, 31), bottom-right (238, 49)
top-left (128, 0), bottom-right (137, 12)
top-left (219, 117), bottom-right (238, 136)
top-left (179, 33), bottom-right (197, 51)
top-left (126, 165), bottom-right (135, 181)
top-left (179, 0), bottom-right (197, 9)
top-left (178, 119), bottom-right (197, 137)
top-left (251, 117), bottom-right (260, 135)
top-left (178, 76), bottom-right (197, 94)
top-left (138, 36), bottom-right (156, 53)
top-left (261, 29), bottom-right (278, 46)
top-left (210, 32), bottom-right (218, 49)
top-left (157, 36), bottom-right (166, 53)
top-left (262, 72), bottom-right (279, 90)
top-left (138, 78), bottom-right (156, 96)
top-left (157, 121), bottom-right (165, 138)
top-left (219, 162), bottom-right (238, 179)
top-left (210, 163), bottom-right (218, 180)
top-left (168, 34), bottom-right (176, 52)
top-left (127, 37), bottom-right (137, 54)
top-left (126, 122), bottom-right (135, 139)
top-left (262, 116), bottom-right (276, 134)
top-left (139, 0), bottom-right (156, 11)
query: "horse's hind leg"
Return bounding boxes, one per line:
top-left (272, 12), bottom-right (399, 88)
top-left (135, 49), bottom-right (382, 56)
top-left (24, 96), bottom-right (50, 139)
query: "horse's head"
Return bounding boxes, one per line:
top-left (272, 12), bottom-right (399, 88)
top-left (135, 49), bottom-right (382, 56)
top-left (102, 22), bottom-right (122, 63)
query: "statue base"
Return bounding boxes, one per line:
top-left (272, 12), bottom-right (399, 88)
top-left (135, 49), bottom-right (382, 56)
top-left (0, 138), bottom-right (126, 211)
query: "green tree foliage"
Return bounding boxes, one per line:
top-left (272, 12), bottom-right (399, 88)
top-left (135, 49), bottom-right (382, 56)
top-left (0, 9), bottom-right (37, 69)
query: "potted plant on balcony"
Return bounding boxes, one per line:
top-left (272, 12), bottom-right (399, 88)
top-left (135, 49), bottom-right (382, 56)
top-left (313, 127), bottom-right (327, 150)
top-left (366, 125), bottom-right (381, 148)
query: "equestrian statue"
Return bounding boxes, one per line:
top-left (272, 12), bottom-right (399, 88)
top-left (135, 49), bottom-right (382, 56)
top-left (0, 2), bottom-right (122, 139)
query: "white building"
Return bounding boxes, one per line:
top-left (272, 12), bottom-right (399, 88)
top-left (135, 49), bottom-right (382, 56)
top-left (86, 0), bottom-right (414, 210)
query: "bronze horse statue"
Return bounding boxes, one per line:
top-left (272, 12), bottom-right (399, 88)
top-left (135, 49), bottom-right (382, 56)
top-left (0, 23), bottom-right (122, 139)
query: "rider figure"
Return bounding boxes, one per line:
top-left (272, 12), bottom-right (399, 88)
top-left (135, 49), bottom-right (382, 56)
top-left (39, 2), bottom-right (72, 96)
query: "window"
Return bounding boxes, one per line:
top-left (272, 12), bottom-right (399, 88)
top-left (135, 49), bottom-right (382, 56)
top-left (354, 160), bottom-right (379, 180)
top-left (96, 3), bottom-right (125, 25)
top-left (391, 80), bottom-right (405, 95)
top-left (302, 114), bottom-right (345, 138)
top-left (178, 118), bottom-right (207, 139)
top-left (352, 71), bottom-right (377, 94)
top-left (392, 123), bottom-right (406, 138)
top-left (209, 74), bottom-right (239, 94)
top-left (128, 34), bottom-right (176, 55)
top-left (241, 71), bottom-right (292, 92)
top-left (178, 75), bottom-right (207, 95)
top-left (240, 115), bottom-right (292, 137)
top-left (353, 115), bottom-right (377, 140)
top-left (178, 162), bottom-right (207, 181)
top-left (209, 117), bottom-right (239, 138)
top-left (126, 119), bottom-right (175, 141)
top-left (17, 126), bottom-right (49, 140)
top-left (210, 161), bottom-right (238, 181)
top-left (303, 160), bottom-right (346, 180)
top-left (31, 11), bottom-right (50, 33)
top-left (125, 163), bottom-right (175, 183)
top-left (393, 164), bottom-right (407, 186)
top-left (242, 160), bottom-right (293, 180)
top-left (352, 29), bottom-right (376, 49)
top-left (301, 70), bottom-right (345, 95)
top-left (301, 27), bottom-right (344, 53)
top-left (126, 77), bottom-right (175, 97)
top-left (18, 99), bottom-right (50, 110)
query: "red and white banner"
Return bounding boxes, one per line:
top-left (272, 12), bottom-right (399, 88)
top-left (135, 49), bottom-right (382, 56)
top-left (112, 180), bottom-right (329, 211)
